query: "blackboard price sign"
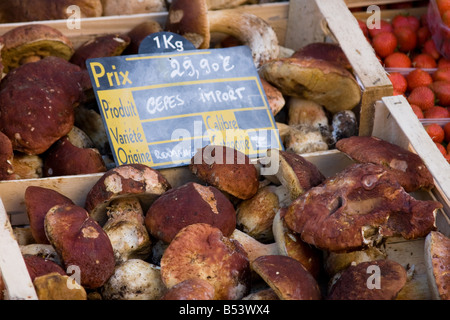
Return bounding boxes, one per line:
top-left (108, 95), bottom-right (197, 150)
top-left (86, 44), bottom-right (282, 169)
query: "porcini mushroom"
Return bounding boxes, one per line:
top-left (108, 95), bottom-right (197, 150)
top-left (1, 24), bottom-right (74, 73)
top-left (42, 135), bottom-right (107, 177)
top-left (287, 98), bottom-right (330, 134)
top-left (101, 259), bottom-right (166, 300)
top-left (327, 260), bottom-right (407, 300)
top-left (145, 182), bottom-right (236, 243)
top-left (251, 255), bottom-right (322, 300)
top-left (25, 186), bottom-right (74, 245)
top-left (44, 203), bottom-right (116, 289)
top-left (424, 231), bottom-right (450, 300)
top-left (11, 153), bottom-right (43, 180)
top-left (102, 197), bottom-right (152, 264)
top-left (23, 255), bottom-right (66, 282)
top-left (292, 42), bottom-right (352, 71)
top-left (0, 56), bottom-right (87, 155)
top-left (259, 148), bottom-right (326, 202)
top-left (84, 164), bottom-right (171, 225)
top-left (272, 208), bottom-right (323, 279)
top-left (335, 136), bottom-right (435, 192)
top-left (124, 20), bottom-right (163, 55)
top-left (276, 122), bottom-right (329, 154)
top-left (190, 145), bottom-right (259, 200)
top-left (160, 223), bottom-right (251, 300)
top-left (165, 0), bottom-right (279, 67)
top-left (70, 33), bottom-right (131, 70)
top-left (284, 163), bottom-right (442, 252)
top-left (260, 56), bottom-right (362, 113)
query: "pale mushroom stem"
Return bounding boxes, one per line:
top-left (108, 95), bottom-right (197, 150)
top-left (230, 229), bottom-right (278, 262)
top-left (208, 10), bottom-right (279, 68)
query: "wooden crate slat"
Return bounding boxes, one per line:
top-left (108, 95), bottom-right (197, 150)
top-left (0, 199), bottom-right (37, 300)
top-left (373, 96), bottom-right (450, 237)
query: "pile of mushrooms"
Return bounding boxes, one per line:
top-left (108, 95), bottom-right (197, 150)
top-left (9, 139), bottom-right (447, 300)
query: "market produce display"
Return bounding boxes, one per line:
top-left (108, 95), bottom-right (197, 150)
top-left (0, 0), bottom-right (448, 303)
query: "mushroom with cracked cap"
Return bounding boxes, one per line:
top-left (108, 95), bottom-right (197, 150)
top-left (160, 223), bottom-right (251, 300)
top-left (84, 163), bottom-right (171, 226)
top-left (25, 186), bottom-right (74, 245)
top-left (284, 163), bottom-right (442, 252)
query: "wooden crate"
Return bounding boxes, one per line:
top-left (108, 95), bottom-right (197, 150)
top-left (0, 0), bottom-right (413, 300)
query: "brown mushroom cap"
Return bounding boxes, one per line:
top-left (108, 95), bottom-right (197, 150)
top-left (33, 272), bottom-right (87, 300)
top-left (25, 186), bottom-right (75, 244)
top-left (0, 56), bottom-right (86, 155)
top-left (292, 42), bottom-right (352, 71)
top-left (165, 0), bottom-right (210, 49)
top-left (44, 203), bottom-right (115, 289)
top-left (124, 20), bottom-right (163, 55)
top-left (43, 136), bottom-right (107, 177)
top-left (160, 278), bottom-right (215, 300)
top-left (327, 260), bottom-right (407, 300)
top-left (260, 56), bottom-right (361, 114)
top-left (85, 164), bottom-right (171, 225)
top-left (252, 255), bottom-right (322, 300)
top-left (23, 254), bottom-right (66, 282)
top-left (1, 24), bottom-right (74, 73)
top-left (336, 136), bottom-right (435, 192)
top-left (425, 231), bottom-right (450, 300)
top-left (70, 34), bottom-right (131, 70)
top-left (190, 145), bottom-right (259, 200)
top-left (145, 182), bottom-right (236, 243)
top-left (160, 223), bottom-right (251, 300)
top-left (284, 163), bottom-right (441, 252)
